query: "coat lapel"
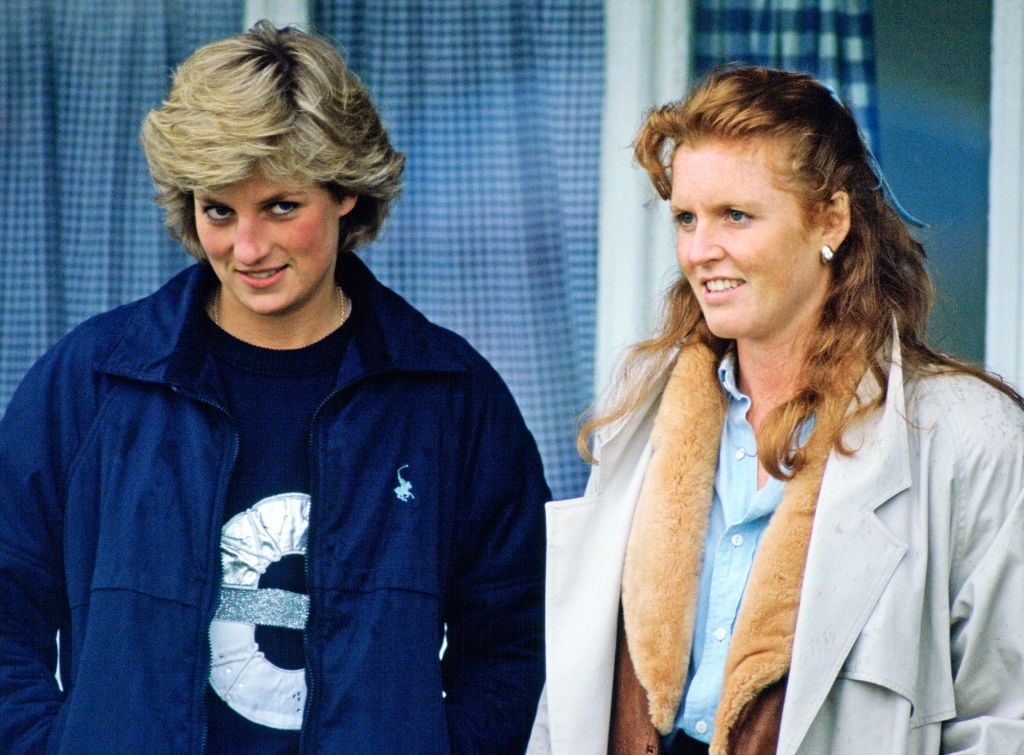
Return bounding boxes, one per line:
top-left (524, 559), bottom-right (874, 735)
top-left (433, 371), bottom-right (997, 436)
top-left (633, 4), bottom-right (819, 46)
top-left (620, 340), bottom-right (874, 748)
top-left (778, 355), bottom-right (912, 754)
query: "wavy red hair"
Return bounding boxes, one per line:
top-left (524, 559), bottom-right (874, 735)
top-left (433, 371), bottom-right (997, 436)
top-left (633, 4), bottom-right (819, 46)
top-left (581, 66), bottom-right (1021, 476)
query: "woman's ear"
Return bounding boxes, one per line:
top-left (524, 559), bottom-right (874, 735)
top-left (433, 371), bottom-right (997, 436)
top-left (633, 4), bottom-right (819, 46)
top-left (822, 190), bottom-right (851, 250)
top-left (338, 195), bottom-right (358, 217)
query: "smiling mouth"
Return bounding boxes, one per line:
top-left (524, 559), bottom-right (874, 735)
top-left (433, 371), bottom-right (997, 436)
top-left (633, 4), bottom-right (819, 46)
top-left (705, 278), bottom-right (744, 292)
top-left (241, 267), bottom-right (285, 279)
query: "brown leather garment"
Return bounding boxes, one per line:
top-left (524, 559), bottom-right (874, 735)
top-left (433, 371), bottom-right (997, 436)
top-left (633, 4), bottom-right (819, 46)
top-left (609, 610), bottom-right (786, 755)
top-left (609, 614), bottom-right (661, 754)
top-left (726, 677), bottom-right (785, 755)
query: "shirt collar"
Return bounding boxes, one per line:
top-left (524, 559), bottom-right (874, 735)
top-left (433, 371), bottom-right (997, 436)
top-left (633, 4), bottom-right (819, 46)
top-left (716, 347), bottom-right (815, 451)
top-left (717, 348), bottom-right (747, 405)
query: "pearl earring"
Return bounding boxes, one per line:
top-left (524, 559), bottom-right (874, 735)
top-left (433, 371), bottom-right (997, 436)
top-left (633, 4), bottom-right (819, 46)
top-left (820, 244), bottom-right (834, 263)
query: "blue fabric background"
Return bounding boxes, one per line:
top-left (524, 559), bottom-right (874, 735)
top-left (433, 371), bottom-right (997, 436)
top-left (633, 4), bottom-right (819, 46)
top-left (695, 0), bottom-right (879, 149)
top-left (0, 0), bottom-right (239, 414)
top-left (314, 1), bottom-right (602, 498)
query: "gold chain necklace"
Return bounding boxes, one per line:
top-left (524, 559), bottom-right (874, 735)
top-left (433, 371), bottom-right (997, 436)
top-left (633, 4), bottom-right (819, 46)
top-left (207, 285), bottom-right (351, 328)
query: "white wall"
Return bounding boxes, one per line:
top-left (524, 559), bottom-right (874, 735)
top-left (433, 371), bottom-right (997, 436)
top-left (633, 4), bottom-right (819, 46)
top-left (987, 0), bottom-right (1024, 389)
top-left (244, 0), bottom-right (308, 29)
top-left (595, 0), bottom-right (691, 397)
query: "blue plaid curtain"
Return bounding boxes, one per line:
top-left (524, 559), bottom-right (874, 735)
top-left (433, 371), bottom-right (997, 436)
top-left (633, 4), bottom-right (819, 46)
top-left (695, 0), bottom-right (878, 148)
top-left (0, 1), bottom-right (241, 405)
top-left (315, 1), bottom-right (602, 498)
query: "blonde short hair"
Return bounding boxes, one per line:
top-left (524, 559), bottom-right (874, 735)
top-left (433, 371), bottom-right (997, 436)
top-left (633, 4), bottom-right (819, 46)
top-left (141, 21), bottom-right (405, 259)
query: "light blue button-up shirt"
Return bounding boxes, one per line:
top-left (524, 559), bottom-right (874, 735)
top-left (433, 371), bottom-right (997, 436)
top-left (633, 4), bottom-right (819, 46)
top-left (670, 351), bottom-right (785, 744)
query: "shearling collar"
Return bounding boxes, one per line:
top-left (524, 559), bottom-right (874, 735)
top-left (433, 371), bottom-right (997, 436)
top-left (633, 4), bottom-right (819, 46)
top-left (620, 341), bottom-right (724, 734)
top-left (620, 340), bottom-right (861, 752)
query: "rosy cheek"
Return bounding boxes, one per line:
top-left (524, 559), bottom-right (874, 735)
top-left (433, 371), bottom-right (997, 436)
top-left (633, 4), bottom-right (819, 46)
top-left (305, 214), bottom-right (333, 239)
top-left (292, 217), bottom-right (336, 252)
top-left (197, 228), bottom-right (228, 259)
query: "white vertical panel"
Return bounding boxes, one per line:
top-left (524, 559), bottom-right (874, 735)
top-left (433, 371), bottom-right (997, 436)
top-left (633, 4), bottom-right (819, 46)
top-left (596, 0), bottom-right (691, 395)
top-left (244, 0), bottom-right (309, 29)
top-left (987, 0), bottom-right (1024, 389)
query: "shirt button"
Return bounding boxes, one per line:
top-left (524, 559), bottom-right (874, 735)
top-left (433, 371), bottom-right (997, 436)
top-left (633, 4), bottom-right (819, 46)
top-left (714, 627), bottom-right (727, 642)
top-left (734, 448), bottom-right (745, 460)
top-left (731, 533), bottom-right (744, 547)
top-left (695, 720), bottom-right (709, 735)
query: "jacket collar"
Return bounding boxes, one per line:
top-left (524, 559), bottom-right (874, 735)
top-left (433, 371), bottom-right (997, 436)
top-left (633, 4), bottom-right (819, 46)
top-left (96, 252), bottom-right (466, 400)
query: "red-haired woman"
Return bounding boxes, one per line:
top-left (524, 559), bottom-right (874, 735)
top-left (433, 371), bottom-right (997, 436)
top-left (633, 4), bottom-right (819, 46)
top-left (529, 66), bottom-right (1024, 755)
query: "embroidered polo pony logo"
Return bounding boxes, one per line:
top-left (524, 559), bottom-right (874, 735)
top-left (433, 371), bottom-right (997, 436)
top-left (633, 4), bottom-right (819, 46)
top-left (394, 465), bottom-right (414, 501)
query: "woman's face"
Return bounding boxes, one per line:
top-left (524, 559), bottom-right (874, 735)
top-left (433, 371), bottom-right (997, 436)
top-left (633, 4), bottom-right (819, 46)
top-left (671, 138), bottom-right (847, 356)
top-left (194, 174), bottom-right (356, 346)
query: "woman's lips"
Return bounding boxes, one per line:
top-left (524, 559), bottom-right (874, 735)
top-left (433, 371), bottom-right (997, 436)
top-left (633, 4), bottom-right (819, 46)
top-left (700, 278), bottom-right (745, 303)
top-left (704, 277), bottom-right (744, 292)
top-left (237, 266), bottom-right (287, 289)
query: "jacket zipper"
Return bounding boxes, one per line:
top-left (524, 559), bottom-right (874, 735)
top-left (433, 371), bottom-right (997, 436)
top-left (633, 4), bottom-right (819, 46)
top-left (171, 385), bottom-right (239, 755)
top-left (298, 383), bottom-right (356, 754)
top-left (298, 392), bottom-right (329, 753)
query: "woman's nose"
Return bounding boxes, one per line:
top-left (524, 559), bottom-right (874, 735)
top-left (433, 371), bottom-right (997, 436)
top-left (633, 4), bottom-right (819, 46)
top-left (679, 224), bottom-right (725, 269)
top-left (232, 216), bottom-right (270, 264)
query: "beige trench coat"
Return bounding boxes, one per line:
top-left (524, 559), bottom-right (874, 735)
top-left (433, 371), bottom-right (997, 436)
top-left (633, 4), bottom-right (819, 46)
top-left (529, 347), bottom-right (1024, 754)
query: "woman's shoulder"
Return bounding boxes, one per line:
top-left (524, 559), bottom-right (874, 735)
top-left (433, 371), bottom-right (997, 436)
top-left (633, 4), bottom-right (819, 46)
top-left (14, 269), bottom-right (200, 401)
top-left (25, 303), bottom-right (137, 380)
top-left (905, 368), bottom-right (1024, 463)
top-left (906, 368), bottom-right (1023, 422)
top-left (903, 370), bottom-right (1024, 594)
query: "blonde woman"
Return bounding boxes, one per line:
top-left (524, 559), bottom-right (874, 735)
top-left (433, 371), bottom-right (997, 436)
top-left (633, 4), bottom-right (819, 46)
top-left (0, 23), bottom-right (547, 753)
top-left (531, 67), bottom-right (1024, 754)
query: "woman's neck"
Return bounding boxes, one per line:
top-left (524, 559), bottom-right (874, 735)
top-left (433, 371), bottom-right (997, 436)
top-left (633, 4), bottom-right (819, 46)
top-left (737, 339), bottom-right (808, 490)
top-left (735, 337), bottom-right (808, 434)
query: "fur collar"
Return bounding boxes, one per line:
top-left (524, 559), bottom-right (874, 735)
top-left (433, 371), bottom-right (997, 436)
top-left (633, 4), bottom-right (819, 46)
top-left (620, 341), bottom-right (849, 752)
top-left (620, 341), bottom-right (724, 733)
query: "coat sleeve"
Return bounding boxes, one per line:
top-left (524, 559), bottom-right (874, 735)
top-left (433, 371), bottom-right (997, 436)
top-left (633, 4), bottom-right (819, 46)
top-left (0, 342), bottom-right (94, 754)
top-left (525, 684), bottom-right (551, 753)
top-left (940, 384), bottom-right (1024, 751)
top-left (441, 360), bottom-right (550, 755)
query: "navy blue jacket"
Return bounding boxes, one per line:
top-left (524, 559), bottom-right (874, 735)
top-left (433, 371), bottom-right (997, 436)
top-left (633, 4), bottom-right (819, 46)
top-left (0, 253), bottom-right (548, 754)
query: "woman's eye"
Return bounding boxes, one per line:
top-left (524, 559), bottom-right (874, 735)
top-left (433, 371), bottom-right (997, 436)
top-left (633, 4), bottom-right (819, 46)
top-left (203, 205), bottom-right (232, 221)
top-left (727, 209), bottom-right (748, 222)
top-left (676, 211), bottom-right (695, 226)
top-left (270, 201), bottom-right (299, 216)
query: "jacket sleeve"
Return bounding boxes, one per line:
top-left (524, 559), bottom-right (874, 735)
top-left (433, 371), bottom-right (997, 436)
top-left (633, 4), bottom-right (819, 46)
top-left (940, 386), bottom-right (1024, 751)
top-left (0, 341), bottom-right (99, 754)
top-left (441, 362), bottom-right (550, 755)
